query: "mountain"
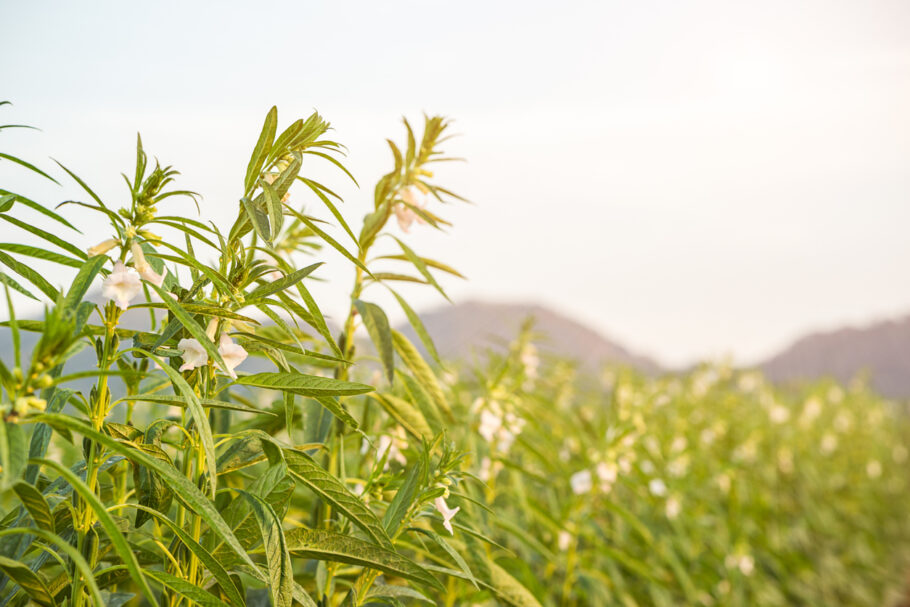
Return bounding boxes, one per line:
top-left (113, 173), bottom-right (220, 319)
top-left (759, 315), bottom-right (910, 399)
top-left (396, 300), bottom-right (662, 374)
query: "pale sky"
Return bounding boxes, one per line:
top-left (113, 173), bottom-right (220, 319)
top-left (1, 0), bottom-right (909, 367)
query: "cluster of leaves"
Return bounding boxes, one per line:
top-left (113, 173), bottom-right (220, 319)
top-left (0, 103), bottom-right (542, 606)
top-left (445, 330), bottom-right (910, 606)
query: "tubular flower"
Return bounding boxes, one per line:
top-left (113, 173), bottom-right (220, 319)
top-left (394, 187), bottom-right (427, 233)
top-left (178, 338), bottom-right (208, 372)
top-left (570, 470), bottom-right (593, 495)
top-left (434, 496), bottom-right (460, 535)
top-left (87, 238), bottom-right (120, 257)
top-left (218, 333), bottom-right (248, 379)
top-left (102, 261), bottom-right (142, 310)
top-left (130, 242), bottom-right (165, 287)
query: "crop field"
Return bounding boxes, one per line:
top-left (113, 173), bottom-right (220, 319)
top-left (0, 104), bottom-right (908, 606)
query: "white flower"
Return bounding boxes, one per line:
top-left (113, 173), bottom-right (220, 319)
top-left (87, 238), bottom-right (120, 257)
top-left (668, 456), bottom-right (689, 478)
top-left (834, 412), bottom-right (852, 433)
top-left (178, 338), bottom-right (208, 372)
top-left (557, 530), bottom-right (572, 551)
top-left (570, 470), bottom-right (593, 495)
top-left (617, 455), bottom-right (633, 474)
top-left (800, 397), bottom-right (823, 427)
top-left (520, 344), bottom-right (539, 380)
top-left (738, 555), bottom-right (755, 576)
top-left (478, 409), bottom-right (502, 443)
top-left (769, 405), bottom-right (790, 424)
top-left (700, 428), bottom-right (716, 445)
top-left (393, 203), bottom-right (417, 232)
top-left (102, 261), bottom-right (142, 310)
top-left (376, 434), bottom-right (407, 466)
top-left (716, 473), bottom-right (732, 494)
top-left (130, 242), bottom-right (165, 287)
top-left (820, 433), bottom-right (838, 455)
top-left (218, 333), bottom-right (248, 379)
top-left (866, 460), bottom-right (882, 479)
top-left (670, 436), bottom-right (687, 453)
top-left (434, 496), bottom-right (460, 535)
top-left (648, 478), bottom-right (667, 497)
top-left (394, 187), bottom-right (427, 233)
top-left (665, 495), bottom-right (681, 519)
top-left (596, 461), bottom-right (617, 493)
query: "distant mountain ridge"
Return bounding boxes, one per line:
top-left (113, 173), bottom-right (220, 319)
top-left (395, 301), bottom-right (662, 374)
top-left (399, 302), bottom-right (910, 399)
top-left (759, 314), bottom-right (910, 399)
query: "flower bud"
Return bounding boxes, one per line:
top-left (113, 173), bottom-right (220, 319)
top-left (87, 238), bottom-right (120, 257)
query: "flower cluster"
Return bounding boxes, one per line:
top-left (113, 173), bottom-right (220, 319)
top-left (393, 186), bottom-right (427, 233)
top-left (474, 396), bottom-right (527, 454)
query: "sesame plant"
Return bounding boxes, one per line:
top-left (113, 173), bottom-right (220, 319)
top-left (2, 100), bottom-right (910, 607)
top-left (0, 103), bottom-right (543, 606)
top-left (448, 332), bottom-right (910, 606)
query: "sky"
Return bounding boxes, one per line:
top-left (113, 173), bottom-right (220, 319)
top-left (1, 0), bottom-right (908, 367)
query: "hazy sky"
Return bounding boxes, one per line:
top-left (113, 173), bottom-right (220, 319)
top-left (1, 1), bottom-right (909, 367)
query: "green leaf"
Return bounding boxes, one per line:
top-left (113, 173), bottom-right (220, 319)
top-left (285, 528), bottom-right (442, 591)
top-left (245, 106), bottom-right (278, 195)
top-left (31, 458), bottom-right (157, 605)
top-left (383, 457), bottom-right (423, 535)
top-left (0, 554), bottom-right (55, 606)
top-left (0, 243), bottom-right (82, 268)
top-left (238, 491), bottom-right (293, 607)
top-left (366, 584), bottom-right (434, 604)
top-left (114, 393), bottom-right (276, 416)
top-left (0, 250), bottom-right (58, 299)
top-left (262, 181), bottom-right (284, 238)
top-left (63, 255), bottom-right (107, 313)
top-left (33, 414), bottom-right (261, 576)
top-left (354, 299), bottom-right (394, 384)
top-left (392, 330), bottom-right (451, 418)
top-left (129, 504), bottom-right (245, 607)
top-left (0, 420), bottom-right (26, 489)
top-left (298, 176), bottom-right (358, 245)
top-left (368, 393), bottom-right (433, 440)
top-left (144, 569), bottom-right (232, 607)
top-left (247, 262), bottom-right (322, 301)
top-left (0, 214), bottom-right (87, 260)
top-left (0, 270), bottom-right (37, 300)
top-left (12, 481), bottom-right (54, 533)
top-left (284, 206), bottom-right (370, 275)
top-left (0, 527), bottom-right (103, 605)
top-left (132, 426), bottom-right (175, 528)
top-left (0, 189), bottom-right (79, 231)
top-left (391, 237), bottom-right (449, 301)
top-left (410, 527), bottom-right (479, 589)
top-left (388, 288), bottom-right (441, 364)
top-left (0, 152), bottom-right (59, 184)
top-left (312, 396), bottom-right (359, 429)
top-left (241, 197), bottom-right (271, 243)
top-left (233, 372), bottom-right (373, 397)
top-left (488, 562), bottom-right (544, 607)
top-left (377, 254), bottom-right (466, 279)
top-left (283, 448), bottom-right (393, 549)
top-left (400, 372), bottom-right (444, 435)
